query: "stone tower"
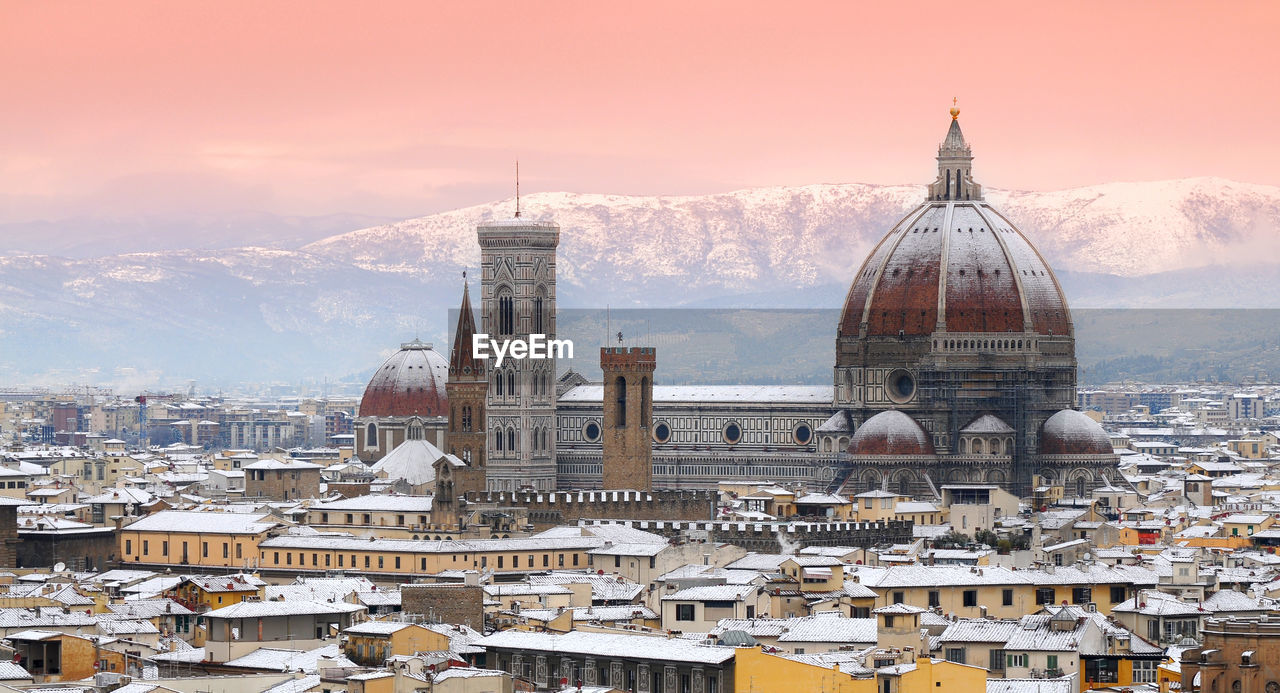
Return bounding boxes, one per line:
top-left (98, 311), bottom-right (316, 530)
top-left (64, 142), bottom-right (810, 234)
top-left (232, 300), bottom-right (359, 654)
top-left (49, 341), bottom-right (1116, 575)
top-left (443, 279), bottom-right (487, 498)
top-left (478, 216), bottom-right (560, 491)
top-left (600, 346), bottom-right (656, 491)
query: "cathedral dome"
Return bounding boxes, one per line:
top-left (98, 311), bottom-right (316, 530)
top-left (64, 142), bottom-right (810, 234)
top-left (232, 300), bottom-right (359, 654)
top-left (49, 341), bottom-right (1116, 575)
top-left (1038, 409), bottom-right (1113, 456)
top-left (359, 339), bottom-right (449, 418)
top-left (848, 410), bottom-right (935, 456)
top-left (837, 112), bottom-right (1071, 340)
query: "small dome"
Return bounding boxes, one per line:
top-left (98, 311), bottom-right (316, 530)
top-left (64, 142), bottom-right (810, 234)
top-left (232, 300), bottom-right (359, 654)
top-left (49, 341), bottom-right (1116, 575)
top-left (359, 339), bottom-right (449, 418)
top-left (849, 410), bottom-right (935, 456)
top-left (1039, 410), bottom-right (1113, 456)
top-left (961, 414), bottom-right (1014, 434)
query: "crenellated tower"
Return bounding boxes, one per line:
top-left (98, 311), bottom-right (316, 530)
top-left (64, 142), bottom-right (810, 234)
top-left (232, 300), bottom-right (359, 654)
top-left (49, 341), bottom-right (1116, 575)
top-left (600, 346), bottom-right (656, 491)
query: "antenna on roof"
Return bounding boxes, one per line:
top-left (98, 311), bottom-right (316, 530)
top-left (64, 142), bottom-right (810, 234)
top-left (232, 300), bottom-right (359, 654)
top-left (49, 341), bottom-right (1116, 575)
top-left (514, 160), bottom-right (521, 218)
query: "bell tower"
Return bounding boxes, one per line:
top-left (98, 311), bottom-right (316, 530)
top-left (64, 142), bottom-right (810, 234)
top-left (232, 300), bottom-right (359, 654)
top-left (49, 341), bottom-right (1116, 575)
top-left (601, 346), bottom-right (656, 491)
top-left (478, 212), bottom-right (560, 492)
top-left (436, 277), bottom-right (487, 526)
top-left (446, 277), bottom-right (486, 477)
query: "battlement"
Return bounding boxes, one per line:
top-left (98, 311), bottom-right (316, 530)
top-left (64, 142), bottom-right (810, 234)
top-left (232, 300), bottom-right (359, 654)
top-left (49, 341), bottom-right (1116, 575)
top-left (600, 346), bottom-right (657, 368)
top-left (578, 518), bottom-right (916, 551)
top-left (462, 489), bottom-right (713, 526)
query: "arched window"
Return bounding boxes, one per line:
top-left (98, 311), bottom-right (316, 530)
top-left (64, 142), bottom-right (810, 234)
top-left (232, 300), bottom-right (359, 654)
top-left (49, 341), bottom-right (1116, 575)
top-left (533, 287), bottom-right (546, 334)
top-left (508, 427), bottom-right (516, 451)
top-left (498, 290), bottom-right (514, 335)
top-left (507, 370), bottom-right (516, 397)
top-left (1076, 476), bottom-right (1087, 498)
top-left (494, 429), bottom-right (503, 451)
top-left (461, 406), bottom-right (472, 432)
top-left (495, 373), bottom-right (504, 396)
top-left (408, 424), bottom-right (423, 440)
top-left (640, 377), bottom-right (650, 427)
top-left (366, 423), bottom-right (377, 444)
top-left (615, 376), bottom-right (627, 427)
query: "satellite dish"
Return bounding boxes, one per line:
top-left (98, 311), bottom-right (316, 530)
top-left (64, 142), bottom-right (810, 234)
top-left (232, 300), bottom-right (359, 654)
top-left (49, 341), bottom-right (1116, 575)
top-left (52, 562), bottom-right (66, 573)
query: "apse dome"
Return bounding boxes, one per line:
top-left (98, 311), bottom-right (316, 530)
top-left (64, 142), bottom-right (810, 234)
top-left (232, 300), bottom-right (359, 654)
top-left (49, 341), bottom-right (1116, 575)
top-left (848, 410), bottom-right (935, 456)
top-left (359, 339), bottom-right (449, 418)
top-left (1038, 409), bottom-right (1113, 456)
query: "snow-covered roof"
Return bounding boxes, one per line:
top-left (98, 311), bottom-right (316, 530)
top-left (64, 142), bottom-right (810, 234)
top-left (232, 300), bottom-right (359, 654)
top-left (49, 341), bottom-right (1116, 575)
top-left (961, 415), bottom-right (1015, 434)
top-left (477, 630), bottom-right (735, 665)
top-left (368, 440), bottom-right (444, 486)
top-left (343, 620), bottom-right (420, 636)
top-left (122, 510), bottom-right (279, 535)
top-left (986, 679), bottom-right (1074, 693)
top-left (939, 619), bottom-right (1024, 644)
top-left (775, 615), bottom-right (876, 644)
top-left (310, 494), bottom-right (433, 513)
top-left (222, 644), bottom-right (355, 673)
top-left (661, 584), bottom-right (759, 602)
top-left (559, 385), bottom-right (832, 404)
top-left (243, 459), bottom-right (321, 471)
top-left (202, 599), bottom-right (365, 620)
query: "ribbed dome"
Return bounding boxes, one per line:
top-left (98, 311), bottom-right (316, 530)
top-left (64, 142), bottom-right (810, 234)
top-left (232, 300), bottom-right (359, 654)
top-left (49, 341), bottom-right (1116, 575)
top-left (359, 339), bottom-right (449, 418)
top-left (838, 202), bottom-right (1071, 339)
top-left (1039, 410), bottom-right (1113, 456)
top-left (838, 114), bottom-right (1071, 340)
top-left (848, 410), bottom-right (935, 456)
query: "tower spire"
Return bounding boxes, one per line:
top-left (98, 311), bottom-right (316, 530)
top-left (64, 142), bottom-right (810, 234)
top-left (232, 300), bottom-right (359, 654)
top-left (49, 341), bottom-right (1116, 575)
top-left (449, 272), bottom-right (479, 375)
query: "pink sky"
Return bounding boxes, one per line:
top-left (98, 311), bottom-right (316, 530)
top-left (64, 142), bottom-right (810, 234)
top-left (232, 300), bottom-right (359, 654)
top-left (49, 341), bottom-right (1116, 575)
top-left (1, 1), bottom-right (1276, 224)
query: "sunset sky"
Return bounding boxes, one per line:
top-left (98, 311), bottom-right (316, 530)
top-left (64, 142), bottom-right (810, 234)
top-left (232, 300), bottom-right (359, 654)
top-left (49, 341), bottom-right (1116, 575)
top-left (2, 1), bottom-right (1277, 228)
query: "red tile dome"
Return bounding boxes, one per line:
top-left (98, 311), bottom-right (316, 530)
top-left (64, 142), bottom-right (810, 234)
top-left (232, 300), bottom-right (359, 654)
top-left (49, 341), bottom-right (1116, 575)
top-left (837, 113), bottom-right (1071, 340)
top-left (1039, 409), bottom-right (1113, 456)
top-left (848, 410), bottom-right (935, 456)
top-left (358, 339), bottom-right (449, 418)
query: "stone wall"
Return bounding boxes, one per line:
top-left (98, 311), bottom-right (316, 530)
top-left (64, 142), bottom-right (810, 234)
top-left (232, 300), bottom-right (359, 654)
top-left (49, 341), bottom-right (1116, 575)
top-left (578, 518), bottom-right (914, 552)
top-left (17, 528), bottom-right (116, 571)
top-left (0, 506), bottom-right (17, 569)
top-left (402, 584), bottom-right (484, 631)
top-left (462, 490), bottom-right (715, 529)
top-left (245, 468), bottom-right (321, 501)
top-left (326, 481), bottom-right (372, 499)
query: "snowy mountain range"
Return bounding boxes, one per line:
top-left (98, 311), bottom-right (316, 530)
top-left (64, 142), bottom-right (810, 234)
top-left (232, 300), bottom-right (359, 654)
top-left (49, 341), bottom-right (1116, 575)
top-left (3, 177), bottom-right (1279, 387)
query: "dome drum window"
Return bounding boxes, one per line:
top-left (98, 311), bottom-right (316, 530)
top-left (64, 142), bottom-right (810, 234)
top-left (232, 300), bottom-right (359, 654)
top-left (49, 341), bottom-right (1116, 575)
top-left (582, 421), bottom-right (602, 443)
top-left (723, 422), bottom-right (743, 445)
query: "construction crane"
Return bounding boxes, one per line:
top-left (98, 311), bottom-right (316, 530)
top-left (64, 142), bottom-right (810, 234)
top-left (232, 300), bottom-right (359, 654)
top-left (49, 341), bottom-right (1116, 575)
top-left (134, 393), bottom-right (179, 448)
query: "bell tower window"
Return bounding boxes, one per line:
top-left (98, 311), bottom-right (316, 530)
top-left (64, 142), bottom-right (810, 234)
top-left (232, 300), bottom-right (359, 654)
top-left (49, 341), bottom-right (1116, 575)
top-left (615, 376), bottom-right (627, 427)
top-left (498, 291), bottom-right (514, 335)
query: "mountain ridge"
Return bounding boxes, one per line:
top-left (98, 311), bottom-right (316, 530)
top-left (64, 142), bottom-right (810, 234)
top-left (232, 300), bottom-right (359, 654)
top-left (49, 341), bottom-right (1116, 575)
top-left (2, 176), bottom-right (1279, 386)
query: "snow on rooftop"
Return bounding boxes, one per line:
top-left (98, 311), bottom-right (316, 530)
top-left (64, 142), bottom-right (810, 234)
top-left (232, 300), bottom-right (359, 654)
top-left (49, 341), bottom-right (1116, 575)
top-left (559, 385), bottom-right (832, 404)
top-left (477, 630), bottom-right (735, 665)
